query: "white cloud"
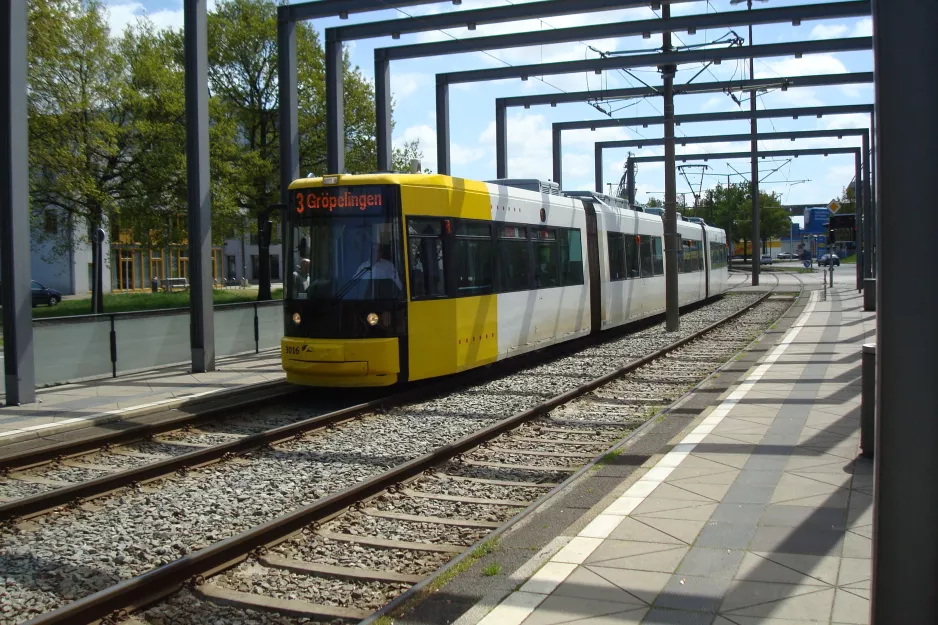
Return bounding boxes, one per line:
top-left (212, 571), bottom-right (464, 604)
top-left (853, 18), bottom-right (873, 37)
top-left (810, 24), bottom-right (849, 39)
top-left (392, 72), bottom-right (428, 102)
top-left (105, 1), bottom-right (191, 34)
top-left (756, 54), bottom-right (848, 79)
top-left (393, 124), bottom-right (483, 173)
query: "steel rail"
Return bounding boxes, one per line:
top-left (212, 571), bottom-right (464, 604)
top-left (22, 290), bottom-right (774, 625)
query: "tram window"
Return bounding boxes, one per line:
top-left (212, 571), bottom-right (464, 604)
top-left (639, 236), bottom-right (654, 278)
top-left (407, 218), bottom-right (445, 299)
top-left (456, 221), bottom-right (490, 238)
top-left (652, 237), bottom-right (664, 275)
top-left (497, 224), bottom-right (530, 292)
top-left (624, 234), bottom-right (640, 279)
top-left (560, 229), bottom-right (584, 286)
top-left (607, 233), bottom-right (626, 281)
top-left (682, 240), bottom-right (691, 273)
top-left (534, 228), bottom-right (559, 289)
top-left (454, 238), bottom-right (493, 296)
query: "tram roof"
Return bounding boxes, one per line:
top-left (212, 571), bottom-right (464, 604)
top-left (290, 173), bottom-right (482, 190)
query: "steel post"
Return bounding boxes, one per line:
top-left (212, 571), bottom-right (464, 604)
top-left (626, 157), bottom-right (636, 206)
top-left (325, 30), bottom-right (344, 174)
top-left (375, 50), bottom-right (392, 172)
top-left (277, 16), bottom-right (298, 248)
top-left (862, 130), bottom-right (872, 282)
top-left (855, 150), bottom-right (862, 291)
top-left (662, 5), bottom-right (679, 332)
top-left (594, 144), bottom-right (603, 193)
top-left (872, 0), bottom-right (938, 623)
top-left (495, 99), bottom-right (508, 179)
top-left (869, 111), bottom-right (876, 276)
top-left (435, 75), bottom-right (450, 175)
top-left (861, 343), bottom-right (875, 458)
top-left (184, 0), bottom-right (214, 373)
top-left (552, 126), bottom-right (562, 188)
top-left (0, 0), bottom-right (35, 405)
top-left (748, 4), bottom-right (760, 285)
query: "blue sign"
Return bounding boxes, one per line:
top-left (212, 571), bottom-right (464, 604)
top-left (803, 260), bottom-right (811, 269)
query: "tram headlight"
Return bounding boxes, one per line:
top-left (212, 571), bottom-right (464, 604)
top-left (366, 312), bottom-right (379, 326)
top-left (292, 312), bottom-right (302, 325)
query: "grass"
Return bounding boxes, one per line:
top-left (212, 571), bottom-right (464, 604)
top-left (420, 538), bottom-right (501, 596)
top-left (482, 562), bottom-right (502, 577)
top-left (20, 288), bottom-right (283, 320)
top-left (597, 448), bottom-right (623, 467)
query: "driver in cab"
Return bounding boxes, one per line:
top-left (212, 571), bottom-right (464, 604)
top-left (354, 243), bottom-right (403, 291)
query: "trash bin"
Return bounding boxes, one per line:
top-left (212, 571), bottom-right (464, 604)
top-left (151, 278), bottom-right (159, 293)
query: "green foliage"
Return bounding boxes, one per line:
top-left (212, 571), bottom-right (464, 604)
top-left (27, 0), bottom-right (383, 257)
top-left (646, 197), bottom-right (663, 207)
top-left (701, 183), bottom-right (790, 259)
top-left (392, 139), bottom-right (432, 173)
top-left (482, 562), bottom-right (501, 577)
top-left (28, 0), bottom-right (129, 258)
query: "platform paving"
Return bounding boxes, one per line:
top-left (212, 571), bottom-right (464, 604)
top-left (473, 284), bottom-right (874, 625)
top-left (0, 350), bottom-right (284, 448)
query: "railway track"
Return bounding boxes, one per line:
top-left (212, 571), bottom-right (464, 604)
top-left (6, 289), bottom-right (797, 625)
top-left (0, 292), bottom-right (750, 523)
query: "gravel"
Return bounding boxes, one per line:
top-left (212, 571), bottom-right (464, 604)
top-left (374, 493), bottom-right (524, 523)
top-left (0, 479), bottom-right (54, 500)
top-left (329, 511), bottom-right (489, 548)
top-left (17, 465), bottom-right (112, 484)
top-left (138, 588), bottom-right (331, 625)
top-left (0, 294), bottom-right (779, 623)
top-left (273, 533), bottom-right (453, 576)
top-left (214, 562), bottom-right (409, 611)
top-left (411, 476), bottom-right (549, 503)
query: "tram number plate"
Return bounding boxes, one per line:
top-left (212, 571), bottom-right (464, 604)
top-left (285, 346), bottom-right (302, 355)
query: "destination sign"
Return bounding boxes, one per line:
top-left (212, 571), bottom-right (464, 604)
top-left (294, 186), bottom-right (386, 216)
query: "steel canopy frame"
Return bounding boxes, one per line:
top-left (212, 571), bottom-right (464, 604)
top-left (495, 72), bottom-right (874, 178)
top-left (617, 146), bottom-right (862, 271)
top-left (365, 0), bottom-right (711, 172)
top-left (377, 2), bottom-right (868, 61)
top-left (435, 38), bottom-right (871, 175)
top-left (591, 130), bottom-right (871, 289)
top-left (553, 104), bottom-right (874, 187)
top-left (277, 0), bottom-right (459, 199)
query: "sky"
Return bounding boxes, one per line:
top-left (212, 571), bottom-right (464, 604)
top-left (102, 0), bottom-right (874, 207)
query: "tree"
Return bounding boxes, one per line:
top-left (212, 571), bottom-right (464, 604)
top-left (391, 139), bottom-right (432, 173)
top-left (646, 197), bottom-right (663, 207)
top-left (758, 190), bottom-right (792, 252)
top-left (207, 0), bottom-right (379, 218)
top-left (703, 182), bottom-right (748, 257)
top-left (28, 0), bottom-right (131, 259)
top-left (118, 22), bottom-right (249, 248)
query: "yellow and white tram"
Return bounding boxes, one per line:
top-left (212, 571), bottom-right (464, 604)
top-left (281, 174), bottom-right (729, 387)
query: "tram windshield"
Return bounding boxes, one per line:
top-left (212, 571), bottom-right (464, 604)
top-left (286, 185), bottom-right (404, 302)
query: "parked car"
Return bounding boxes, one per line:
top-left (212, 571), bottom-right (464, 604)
top-left (759, 255), bottom-right (774, 265)
top-left (818, 254), bottom-right (841, 267)
top-left (776, 252), bottom-right (794, 260)
top-left (0, 280), bottom-right (62, 307)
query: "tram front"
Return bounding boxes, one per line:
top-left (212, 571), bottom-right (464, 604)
top-left (282, 175), bottom-right (407, 386)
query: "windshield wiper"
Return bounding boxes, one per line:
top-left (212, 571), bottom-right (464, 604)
top-left (328, 264), bottom-right (372, 305)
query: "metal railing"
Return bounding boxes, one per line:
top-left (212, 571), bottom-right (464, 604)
top-left (30, 300), bottom-right (283, 388)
